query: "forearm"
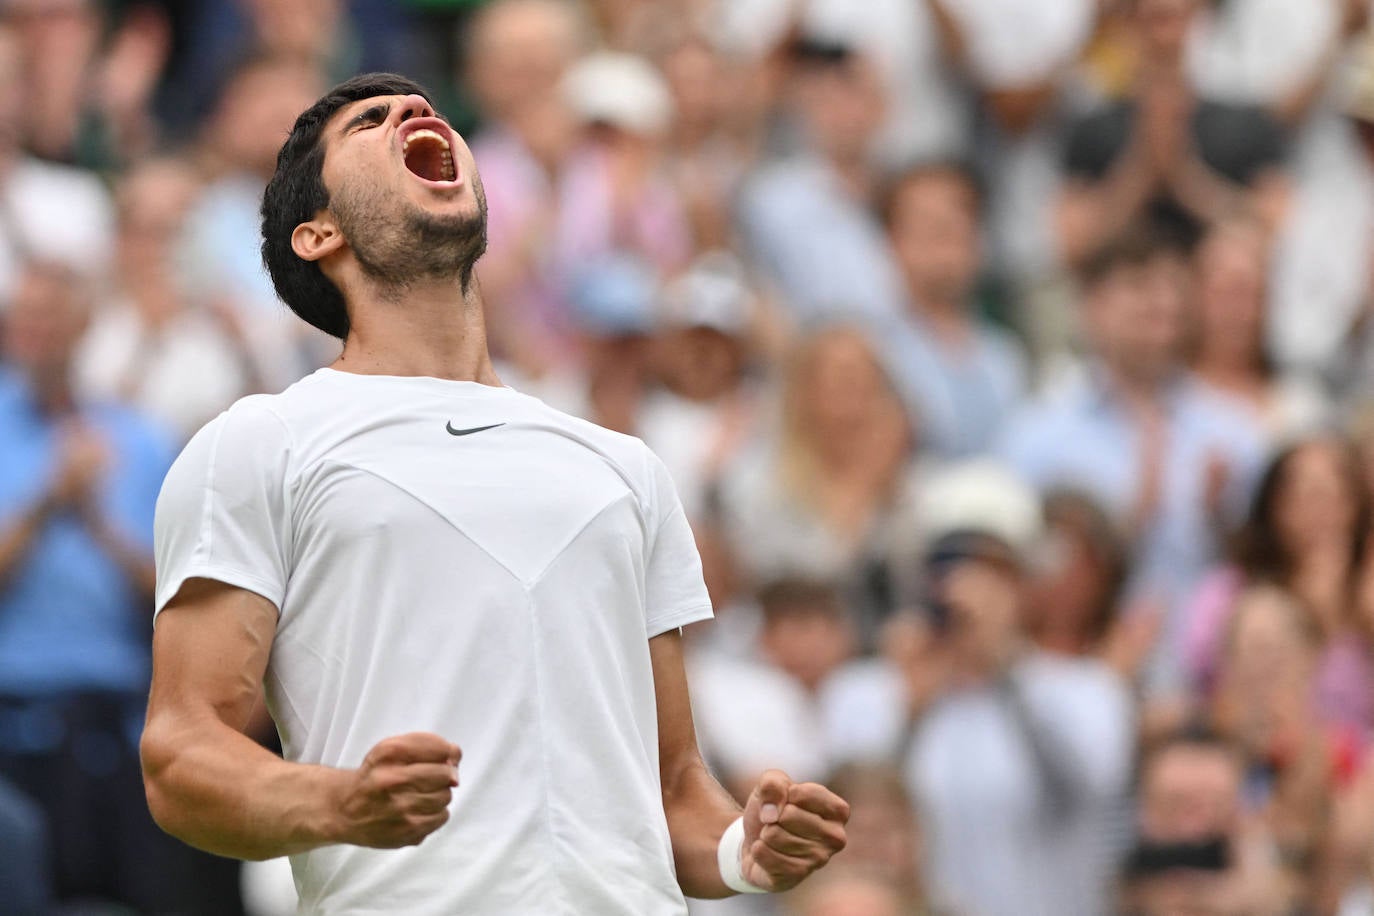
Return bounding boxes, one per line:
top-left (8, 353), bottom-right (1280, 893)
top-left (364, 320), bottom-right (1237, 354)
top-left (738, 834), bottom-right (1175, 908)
top-left (1057, 154), bottom-right (1156, 267)
top-left (87, 517), bottom-right (156, 598)
top-left (998, 668), bottom-right (1083, 814)
top-left (1165, 155), bottom-right (1246, 225)
top-left (141, 711), bottom-right (347, 860)
top-left (0, 498), bottom-right (53, 584)
top-left (663, 754), bottom-right (743, 899)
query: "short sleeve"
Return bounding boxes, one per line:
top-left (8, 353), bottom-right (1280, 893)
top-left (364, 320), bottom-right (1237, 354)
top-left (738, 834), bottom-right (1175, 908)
top-left (153, 400), bottom-right (292, 621)
top-left (643, 448), bottom-right (713, 638)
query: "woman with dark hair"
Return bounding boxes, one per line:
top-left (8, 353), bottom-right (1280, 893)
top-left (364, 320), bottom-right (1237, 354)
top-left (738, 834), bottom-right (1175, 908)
top-left (1183, 435), bottom-right (1374, 732)
top-left (1028, 490), bottom-right (1129, 653)
top-left (1027, 489), bottom-right (1159, 682)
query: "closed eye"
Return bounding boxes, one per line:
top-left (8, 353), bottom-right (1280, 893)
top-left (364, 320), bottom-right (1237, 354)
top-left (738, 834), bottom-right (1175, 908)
top-left (343, 103), bottom-right (390, 136)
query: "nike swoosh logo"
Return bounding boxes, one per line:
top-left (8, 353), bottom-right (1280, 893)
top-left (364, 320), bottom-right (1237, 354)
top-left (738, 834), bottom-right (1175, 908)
top-left (446, 421), bottom-right (506, 437)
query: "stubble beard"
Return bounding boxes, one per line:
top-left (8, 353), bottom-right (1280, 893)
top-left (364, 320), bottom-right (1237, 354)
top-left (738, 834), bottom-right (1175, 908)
top-left (332, 173), bottom-right (489, 299)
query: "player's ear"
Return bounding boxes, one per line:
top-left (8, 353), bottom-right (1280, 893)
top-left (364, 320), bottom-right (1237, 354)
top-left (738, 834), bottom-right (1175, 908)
top-left (291, 212), bottom-right (345, 263)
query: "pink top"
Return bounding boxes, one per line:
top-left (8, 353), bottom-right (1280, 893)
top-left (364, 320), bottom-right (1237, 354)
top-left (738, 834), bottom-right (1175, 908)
top-left (1183, 566), bottom-right (1374, 736)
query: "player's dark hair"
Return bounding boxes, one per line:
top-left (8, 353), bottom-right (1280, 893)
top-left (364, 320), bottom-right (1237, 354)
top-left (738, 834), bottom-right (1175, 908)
top-left (260, 72), bottom-right (438, 340)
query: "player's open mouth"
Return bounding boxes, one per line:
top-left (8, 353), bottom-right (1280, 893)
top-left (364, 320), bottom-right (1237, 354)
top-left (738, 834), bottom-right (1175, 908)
top-left (400, 123), bottom-right (459, 185)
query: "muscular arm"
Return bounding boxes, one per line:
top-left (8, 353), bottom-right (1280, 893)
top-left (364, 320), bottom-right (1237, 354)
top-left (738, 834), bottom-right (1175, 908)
top-left (141, 578), bottom-right (459, 861)
top-left (652, 629), bottom-right (741, 898)
top-left (141, 578), bottom-right (351, 860)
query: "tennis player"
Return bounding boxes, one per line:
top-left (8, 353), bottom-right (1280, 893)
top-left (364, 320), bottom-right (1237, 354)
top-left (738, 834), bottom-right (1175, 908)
top-left (140, 73), bottom-right (848, 914)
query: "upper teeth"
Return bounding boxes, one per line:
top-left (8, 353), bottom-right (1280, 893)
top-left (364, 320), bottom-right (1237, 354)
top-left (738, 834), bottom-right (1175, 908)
top-left (403, 128), bottom-right (450, 153)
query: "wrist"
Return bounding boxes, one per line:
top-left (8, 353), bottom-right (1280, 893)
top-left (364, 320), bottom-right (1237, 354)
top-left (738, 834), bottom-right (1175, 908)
top-left (302, 766), bottom-right (355, 848)
top-left (718, 816), bottom-right (768, 895)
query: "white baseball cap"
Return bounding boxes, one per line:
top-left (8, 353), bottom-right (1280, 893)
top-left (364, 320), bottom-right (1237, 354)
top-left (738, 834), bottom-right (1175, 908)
top-left (562, 51), bottom-right (673, 136)
top-left (918, 460), bottom-right (1044, 563)
top-left (658, 251), bottom-right (753, 336)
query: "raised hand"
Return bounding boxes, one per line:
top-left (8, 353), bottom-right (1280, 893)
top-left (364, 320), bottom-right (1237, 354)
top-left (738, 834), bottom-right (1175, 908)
top-left (739, 770), bottom-right (848, 893)
top-left (333, 732), bottom-right (461, 849)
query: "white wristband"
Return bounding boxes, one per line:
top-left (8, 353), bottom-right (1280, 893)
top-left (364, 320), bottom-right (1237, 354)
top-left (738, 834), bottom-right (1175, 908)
top-left (717, 816), bottom-right (768, 894)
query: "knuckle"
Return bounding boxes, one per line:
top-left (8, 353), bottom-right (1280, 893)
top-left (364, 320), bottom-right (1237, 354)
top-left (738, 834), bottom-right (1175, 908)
top-left (372, 769), bottom-right (406, 793)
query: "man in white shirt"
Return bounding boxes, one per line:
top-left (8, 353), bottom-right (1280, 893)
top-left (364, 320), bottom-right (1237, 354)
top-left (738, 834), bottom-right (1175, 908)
top-left (140, 73), bottom-right (848, 915)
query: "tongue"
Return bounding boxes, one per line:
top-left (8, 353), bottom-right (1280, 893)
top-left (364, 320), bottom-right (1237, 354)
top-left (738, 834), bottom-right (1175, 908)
top-left (404, 138), bottom-right (447, 182)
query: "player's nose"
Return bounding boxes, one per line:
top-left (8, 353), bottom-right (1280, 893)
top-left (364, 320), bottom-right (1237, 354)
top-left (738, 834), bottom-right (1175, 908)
top-left (396, 94), bottom-right (436, 123)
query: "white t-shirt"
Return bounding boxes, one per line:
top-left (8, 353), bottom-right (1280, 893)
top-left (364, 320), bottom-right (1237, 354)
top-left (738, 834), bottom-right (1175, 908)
top-left (154, 368), bottom-right (715, 916)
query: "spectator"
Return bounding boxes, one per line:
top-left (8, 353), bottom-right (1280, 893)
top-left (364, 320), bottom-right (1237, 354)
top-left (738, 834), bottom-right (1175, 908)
top-left (467, 0), bottom-right (586, 375)
top-left (0, 262), bottom-right (180, 910)
top-left (1191, 215), bottom-right (1329, 441)
top-left (639, 252), bottom-right (760, 523)
top-left (937, 0), bottom-right (1097, 291)
top-left (1124, 727), bottom-right (1287, 915)
top-left (831, 0), bottom-right (970, 163)
top-left (820, 763), bottom-right (926, 910)
top-left (75, 156), bottom-right (259, 441)
top-left (0, 21), bottom-right (113, 305)
top-left (1057, 0), bottom-right (1289, 266)
top-left (521, 251), bottom-right (659, 433)
top-left (0, 774), bottom-right (49, 916)
top-left (1028, 489), bottom-right (1161, 684)
top-left (658, 29), bottom-right (760, 252)
top-left (884, 462), bottom-right (1134, 916)
top-left (687, 579), bottom-right (840, 805)
top-left (1222, 0), bottom-right (1372, 378)
top-left (178, 53), bottom-right (328, 391)
top-left (1184, 436), bottom-right (1374, 733)
top-left (721, 326), bottom-right (921, 640)
top-left (1001, 228), bottom-right (1267, 692)
top-left (878, 161), bottom-right (1028, 459)
top-left (1210, 585), bottom-right (1362, 909)
top-left (736, 38), bottom-right (904, 324)
top-left (2, 0), bottom-right (171, 168)
top-left (556, 52), bottom-right (691, 283)
top-left (782, 867), bottom-right (909, 916)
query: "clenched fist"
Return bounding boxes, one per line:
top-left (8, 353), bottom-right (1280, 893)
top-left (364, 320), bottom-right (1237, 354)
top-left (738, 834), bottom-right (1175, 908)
top-left (333, 732), bottom-right (461, 848)
top-left (740, 770), bottom-right (849, 892)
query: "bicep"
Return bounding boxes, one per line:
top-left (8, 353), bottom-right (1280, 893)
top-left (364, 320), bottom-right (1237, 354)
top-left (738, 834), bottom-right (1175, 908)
top-left (149, 578), bottom-right (278, 734)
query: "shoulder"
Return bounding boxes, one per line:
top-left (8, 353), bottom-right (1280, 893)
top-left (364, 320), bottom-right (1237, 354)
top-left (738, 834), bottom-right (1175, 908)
top-left (164, 394), bottom-right (294, 489)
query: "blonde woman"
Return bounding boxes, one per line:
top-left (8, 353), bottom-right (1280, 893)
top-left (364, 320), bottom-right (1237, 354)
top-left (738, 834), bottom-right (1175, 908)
top-left (722, 325), bottom-right (924, 642)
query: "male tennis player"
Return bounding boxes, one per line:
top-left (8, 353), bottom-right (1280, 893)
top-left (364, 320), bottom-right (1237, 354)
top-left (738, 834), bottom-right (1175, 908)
top-left (140, 74), bottom-right (848, 914)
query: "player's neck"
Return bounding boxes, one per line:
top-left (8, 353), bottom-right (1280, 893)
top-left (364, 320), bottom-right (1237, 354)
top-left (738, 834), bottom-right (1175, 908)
top-left (332, 280), bottom-right (502, 384)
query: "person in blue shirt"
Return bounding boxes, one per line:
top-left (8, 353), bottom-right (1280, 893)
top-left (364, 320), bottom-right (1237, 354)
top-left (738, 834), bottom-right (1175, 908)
top-left (999, 229), bottom-right (1268, 695)
top-left (0, 261), bottom-right (215, 912)
top-left (878, 162), bottom-right (1029, 458)
top-left (736, 39), bottom-right (906, 327)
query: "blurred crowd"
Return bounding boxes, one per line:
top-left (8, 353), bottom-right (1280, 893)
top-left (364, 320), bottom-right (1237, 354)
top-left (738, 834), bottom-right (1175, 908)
top-left (8, 0), bottom-right (1374, 913)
